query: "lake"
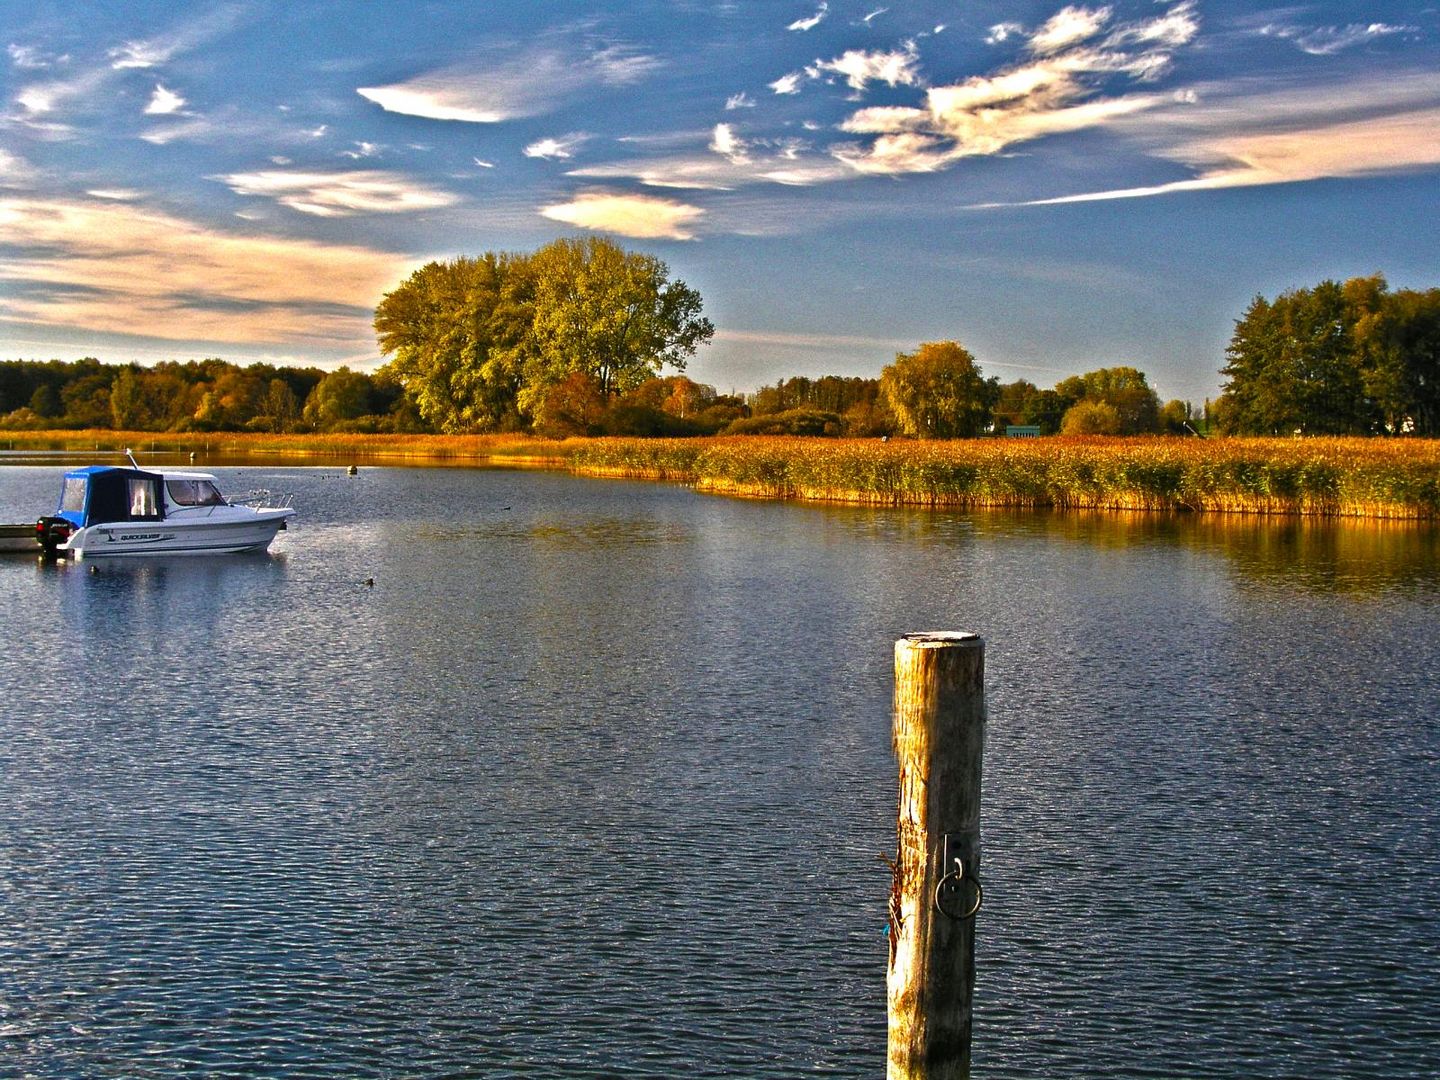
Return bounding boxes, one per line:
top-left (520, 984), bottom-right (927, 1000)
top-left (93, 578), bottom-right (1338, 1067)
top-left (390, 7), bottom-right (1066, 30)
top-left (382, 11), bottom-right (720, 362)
top-left (2, 460), bottom-right (1438, 1078)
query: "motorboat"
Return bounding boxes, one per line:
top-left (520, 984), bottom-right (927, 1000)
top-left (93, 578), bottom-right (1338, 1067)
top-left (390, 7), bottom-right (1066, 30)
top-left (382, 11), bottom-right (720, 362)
top-left (37, 454), bottom-right (295, 559)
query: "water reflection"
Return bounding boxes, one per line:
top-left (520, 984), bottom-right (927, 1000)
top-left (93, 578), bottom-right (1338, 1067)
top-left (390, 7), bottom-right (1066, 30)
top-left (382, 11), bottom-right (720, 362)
top-left (816, 502), bottom-right (1440, 596)
top-left (2, 465), bottom-right (1438, 1079)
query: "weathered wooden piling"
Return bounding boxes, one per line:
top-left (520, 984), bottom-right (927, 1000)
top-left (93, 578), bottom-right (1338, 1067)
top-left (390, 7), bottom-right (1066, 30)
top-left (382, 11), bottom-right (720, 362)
top-left (888, 631), bottom-right (986, 1080)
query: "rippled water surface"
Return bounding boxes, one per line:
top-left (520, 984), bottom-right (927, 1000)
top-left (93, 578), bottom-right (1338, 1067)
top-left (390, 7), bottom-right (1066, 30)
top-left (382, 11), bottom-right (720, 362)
top-left (2, 461), bottom-right (1438, 1078)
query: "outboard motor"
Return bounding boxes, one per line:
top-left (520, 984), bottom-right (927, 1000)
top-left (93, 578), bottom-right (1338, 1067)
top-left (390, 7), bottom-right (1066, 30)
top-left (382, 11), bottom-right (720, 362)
top-left (35, 515), bottom-right (71, 559)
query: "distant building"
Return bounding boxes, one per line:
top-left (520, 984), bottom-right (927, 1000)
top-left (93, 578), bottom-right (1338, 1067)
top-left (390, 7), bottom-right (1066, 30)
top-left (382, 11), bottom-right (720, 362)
top-left (1005, 425), bottom-right (1042, 438)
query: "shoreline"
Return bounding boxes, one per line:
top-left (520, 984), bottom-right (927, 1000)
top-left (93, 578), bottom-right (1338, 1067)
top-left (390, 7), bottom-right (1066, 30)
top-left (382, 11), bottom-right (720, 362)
top-left (3, 430), bottom-right (1438, 520)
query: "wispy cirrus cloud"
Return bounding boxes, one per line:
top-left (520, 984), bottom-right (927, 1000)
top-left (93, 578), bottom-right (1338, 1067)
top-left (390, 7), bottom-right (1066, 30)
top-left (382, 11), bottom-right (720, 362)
top-left (214, 169), bottom-right (460, 217)
top-left (808, 41), bottom-right (921, 93)
top-left (358, 41), bottom-right (661, 123)
top-left (540, 190), bottom-right (705, 240)
top-left (570, 0), bottom-right (1433, 211)
top-left (0, 147), bottom-right (36, 185)
top-left (7, 43), bottom-right (63, 70)
top-left (834, 3), bottom-right (1198, 174)
top-left (992, 71), bottom-right (1440, 206)
top-left (788, 3), bottom-right (828, 33)
top-left (524, 133), bottom-right (590, 160)
top-left (0, 196), bottom-right (409, 348)
top-left (769, 72), bottom-right (804, 95)
top-left (1259, 22), bottom-right (1414, 57)
top-left (1028, 5), bottom-right (1113, 56)
top-left (105, 6), bottom-right (242, 70)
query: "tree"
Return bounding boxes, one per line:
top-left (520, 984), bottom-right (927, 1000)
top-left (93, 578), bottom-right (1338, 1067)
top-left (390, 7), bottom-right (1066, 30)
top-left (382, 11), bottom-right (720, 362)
top-left (1054, 366), bottom-right (1160, 434)
top-left (1060, 400), bottom-right (1122, 435)
top-left (303, 367), bottom-right (374, 430)
top-left (257, 378), bottom-right (301, 432)
top-left (1219, 278), bottom-right (1383, 435)
top-left (518, 236), bottom-right (713, 416)
top-left (880, 341), bottom-right (992, 439)
top-left (375, 253), bottom-right (531, 432)
top-left (375, 239), bottom-right (712, 432)
top-left (533, 371), bottom-right (606, 438)
top-left (110, 366), bottom-right (146, 430)
top-left (29, 383), bottom-right (61, 419)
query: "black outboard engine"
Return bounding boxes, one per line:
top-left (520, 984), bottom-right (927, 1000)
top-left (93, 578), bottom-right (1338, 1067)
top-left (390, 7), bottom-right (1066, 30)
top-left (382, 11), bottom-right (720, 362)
top-left (36, 516), bottom-right (71, 559)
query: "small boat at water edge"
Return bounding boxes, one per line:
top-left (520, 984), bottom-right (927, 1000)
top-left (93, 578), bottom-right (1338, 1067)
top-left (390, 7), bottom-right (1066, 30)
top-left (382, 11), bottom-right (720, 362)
top-left (37, 453), bottom-right (295, 559)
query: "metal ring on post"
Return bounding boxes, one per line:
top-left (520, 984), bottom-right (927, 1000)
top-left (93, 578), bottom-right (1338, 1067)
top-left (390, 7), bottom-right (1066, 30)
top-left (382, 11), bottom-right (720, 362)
top-left (934, 859), bottom-right (983, 921)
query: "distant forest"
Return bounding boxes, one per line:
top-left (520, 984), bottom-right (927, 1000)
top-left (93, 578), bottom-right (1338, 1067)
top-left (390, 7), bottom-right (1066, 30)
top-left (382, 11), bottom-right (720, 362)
top-left (3, 273), bottom-right (1434, 440)
top-left (0, 353), bottom-right (1205, 439)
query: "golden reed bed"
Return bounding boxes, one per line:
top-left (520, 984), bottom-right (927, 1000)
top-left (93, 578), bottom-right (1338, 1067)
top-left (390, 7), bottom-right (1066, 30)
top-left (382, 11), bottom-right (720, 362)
top-left (9, 431), bottom-right (1440, 519)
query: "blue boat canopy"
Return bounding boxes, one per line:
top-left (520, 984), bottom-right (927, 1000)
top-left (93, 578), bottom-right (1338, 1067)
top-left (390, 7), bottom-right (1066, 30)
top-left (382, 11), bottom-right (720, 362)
top-left (56, 466), bottom-right (166, 528)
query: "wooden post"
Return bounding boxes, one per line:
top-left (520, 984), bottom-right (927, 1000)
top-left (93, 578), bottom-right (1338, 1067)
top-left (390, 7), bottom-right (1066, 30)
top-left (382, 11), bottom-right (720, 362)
top-left (888, 631), bottom-right (986, 1080)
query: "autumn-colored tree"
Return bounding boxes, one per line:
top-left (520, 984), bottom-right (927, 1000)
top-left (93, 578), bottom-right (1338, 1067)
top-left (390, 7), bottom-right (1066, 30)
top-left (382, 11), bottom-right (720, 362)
top-left (880, 341), bottom-right (993, 439)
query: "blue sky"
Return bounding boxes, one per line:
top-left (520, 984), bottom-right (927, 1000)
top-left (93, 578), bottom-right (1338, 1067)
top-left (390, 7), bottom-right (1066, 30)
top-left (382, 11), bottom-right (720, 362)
top-left (2, 1), bottom-right (1437, 404)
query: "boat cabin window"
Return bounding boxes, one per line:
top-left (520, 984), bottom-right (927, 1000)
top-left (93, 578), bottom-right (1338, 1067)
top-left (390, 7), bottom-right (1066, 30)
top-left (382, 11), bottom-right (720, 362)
top-left (61, 477), bottom-right (87, 513)
top-left (166, 479), bottom-right (226, 506)
top-left (129, 478), bottom-right (159, 517)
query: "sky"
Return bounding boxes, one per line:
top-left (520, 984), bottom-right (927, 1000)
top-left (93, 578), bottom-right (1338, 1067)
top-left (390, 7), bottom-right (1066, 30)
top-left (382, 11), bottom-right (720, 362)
top-left (1, 1), bottom-right (1437, 405)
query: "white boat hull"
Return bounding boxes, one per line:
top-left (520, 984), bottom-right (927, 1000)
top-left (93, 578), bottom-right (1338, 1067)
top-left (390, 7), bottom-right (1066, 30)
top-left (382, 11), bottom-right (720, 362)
top-left (62, 508), bottom-right (294, 558)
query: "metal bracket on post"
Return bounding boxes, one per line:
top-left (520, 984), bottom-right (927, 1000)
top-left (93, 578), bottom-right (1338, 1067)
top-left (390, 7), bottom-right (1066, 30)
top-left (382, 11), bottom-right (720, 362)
top-left (934, 832), bottom-right (983, 921)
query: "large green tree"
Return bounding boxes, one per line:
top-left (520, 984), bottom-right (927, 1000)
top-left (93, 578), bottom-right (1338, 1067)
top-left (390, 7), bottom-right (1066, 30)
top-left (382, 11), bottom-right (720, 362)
top-left (374, 253), bottom-right (530, 432)
top-left (1217, 275), bottom-right (1440, 435)
top-left (1054, 365), bottom-right (1161, 435)
top-left (374, 237), bottom-right (713, 431)
top-left (517, 236), bottom-right (712, 415)
top-left (880, 341), bottom-right (994, 438)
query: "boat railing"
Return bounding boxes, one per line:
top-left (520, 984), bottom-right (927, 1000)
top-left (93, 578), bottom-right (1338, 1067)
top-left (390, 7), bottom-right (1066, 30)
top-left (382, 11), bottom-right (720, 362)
top-left (227, 488), bottom-right (296, 510)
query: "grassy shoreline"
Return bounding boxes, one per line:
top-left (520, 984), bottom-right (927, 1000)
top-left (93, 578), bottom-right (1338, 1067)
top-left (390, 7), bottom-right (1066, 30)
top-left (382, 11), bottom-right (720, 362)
top-left (5, 430), bottom-right (1439, 519)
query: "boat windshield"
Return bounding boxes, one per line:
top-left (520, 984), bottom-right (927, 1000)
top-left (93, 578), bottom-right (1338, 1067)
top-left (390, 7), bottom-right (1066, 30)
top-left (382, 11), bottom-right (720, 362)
top-left (61, 476), bottom-right (87, 513)
top-left (166, 479), bottom-right (226, 507)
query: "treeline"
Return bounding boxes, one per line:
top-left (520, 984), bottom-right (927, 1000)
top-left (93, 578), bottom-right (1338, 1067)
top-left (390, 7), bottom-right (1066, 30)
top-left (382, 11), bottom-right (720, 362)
top-left (0, 352), bottom-right (1196, 438)
top-left (3, 249), bottom-right (1433, 439)
top-left (0, 357), bottom-right (420, 434)
top-left (1217, 275), bottom-right (1440, 435)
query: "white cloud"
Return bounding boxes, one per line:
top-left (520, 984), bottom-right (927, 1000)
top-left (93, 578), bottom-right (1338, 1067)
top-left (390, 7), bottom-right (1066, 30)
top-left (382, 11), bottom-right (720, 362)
top-left (981, 73), bottom-right (1440, 206)
top-left (1028, 6), bottom-right (1112, 55)
top-left (14, 68), bottom-right (109, 116)
top-left (0, 196), bottom-right (409, 348)
top-left (215, 169), bottom-right (460, 217)
top-left (524, 133), bottom-right (589, 160)
top-left (85, 188), bottom-right (144, 200)
top-left (357, 82), bottom-right (511, 123)
top-left (341, 141), bottom-right (383, 160)
top-left (788, 3), bottom-right (828, 32)
top-left (862, 9), bottom-right (889, 26)
top-left (808, 41), bottom-right (921, 92)
top-left (8, 44), bottom-right (59, 69)
top-left (769, 72), bottom-right (804, 95)
top-left (1261, 22), bottom-right (1413, 57)
top-left (726, 92), bottom-right (755, 110)
top-left (589, 45), bottom-right (664, 84)
top-left (144, 84), bottom-right (186, 115)
top-left (832, 3), bottom-right (1199, 173)
top-left (107, 7), bottom-right (241, 70)
top-left (986, 23), bottom-right (1024, 45)
top-left (540, 191), bottom-right (705, 240)
top-left (473, 158), bottom-right (495, 169)
top-left (359, 43), bottom-right (661, 124)
top-left (710, 123), bottom-right (748, 161)
top-left (141, 117), bottom-right (218, 145)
